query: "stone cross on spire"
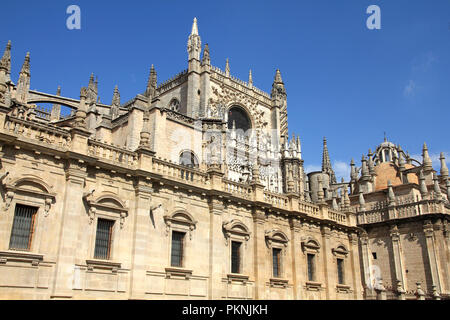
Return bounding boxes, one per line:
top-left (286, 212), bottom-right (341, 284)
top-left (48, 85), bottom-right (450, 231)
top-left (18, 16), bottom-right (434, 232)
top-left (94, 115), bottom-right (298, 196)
top-left (322, 137), bottom-right (337, 184)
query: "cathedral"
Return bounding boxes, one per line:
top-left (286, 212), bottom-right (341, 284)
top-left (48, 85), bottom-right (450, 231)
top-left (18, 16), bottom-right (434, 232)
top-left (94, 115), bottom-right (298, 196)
top-left (0, 18), bottom-right (448, 300)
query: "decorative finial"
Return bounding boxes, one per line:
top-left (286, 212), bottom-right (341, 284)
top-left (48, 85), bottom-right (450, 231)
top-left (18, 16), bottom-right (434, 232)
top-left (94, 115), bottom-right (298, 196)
top-left (248, 69), bottom-right (253, 86)
top-left (225, 58), bottom-right (230, 77)
top-left (191, 17), bottom-right (199, 35)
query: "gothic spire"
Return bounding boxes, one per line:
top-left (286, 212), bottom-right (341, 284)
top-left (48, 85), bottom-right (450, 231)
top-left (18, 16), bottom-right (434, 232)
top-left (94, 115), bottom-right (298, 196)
top-left (145, 65), bottom-right (157, 98)
top-left (187, 17), bottom-right (201, 62)
top-left (0, 40), bottom-right (11, 77)
top-left (20, 52), bottom-right (30, 77)
top-left (248, 69), bottom-right (253, 87)
top-left (112, 85), bottom-right (120, 106)
top-left (225, 58), bottom-right (230, 77)
top-left (87, 73), bottom-right (98, 105)
top-left (50, 86), bottom-right (62, 121)
top-left (16, 52), bottom-right (31, 102)
top-left (271, 69), bottom-right (288, 140)
top-left (322, 137), bottom-right (336, 184)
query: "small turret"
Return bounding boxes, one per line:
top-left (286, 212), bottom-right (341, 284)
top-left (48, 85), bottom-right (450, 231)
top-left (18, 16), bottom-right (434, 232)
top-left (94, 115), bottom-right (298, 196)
top-left (419, 170), bottom-right (429, 200)
top-left (422, 142), bottom-right (433, 172)
top-left (225, 58), bottom-right (230, 77)
top-left (16, 52), bottom-right (31, 103)
top-left (439, 152), bottom-right (449, 182)
top-left (433, 173), bottom-right (442, 200)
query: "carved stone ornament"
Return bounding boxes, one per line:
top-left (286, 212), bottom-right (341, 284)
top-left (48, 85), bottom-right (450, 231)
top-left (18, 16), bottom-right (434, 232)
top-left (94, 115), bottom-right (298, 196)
top-left (222, 219), bottom-right (251, 247)
top-left (163, 211), bottom-right (197, 240)
top-left (265, 229), bottom-right (289, 253)
top-left (332, 245), bottom-right (349, 257)
top-left (407, 233), bottom-right (418, 242)
top-left (84, 193), bottom-right (129, 229)
top-left (3, 175), bottom-right (56, 215)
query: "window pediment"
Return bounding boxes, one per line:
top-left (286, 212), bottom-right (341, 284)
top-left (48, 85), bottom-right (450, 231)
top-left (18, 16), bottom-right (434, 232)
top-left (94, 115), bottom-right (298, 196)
top-left (265, 229), bottom-right (289, 249)
top-left (222, 219), bottom-right (251, 246)
top-left (164, 211), bottom-right (197, 239)
top-left (3, 175), bottom-right (56, 216)
top-left (84, 192), bottom-right (129, 228)
top-left (302, 237), bottom-right (321, 253)
top-left (332, 245), bottom-right (349, 257)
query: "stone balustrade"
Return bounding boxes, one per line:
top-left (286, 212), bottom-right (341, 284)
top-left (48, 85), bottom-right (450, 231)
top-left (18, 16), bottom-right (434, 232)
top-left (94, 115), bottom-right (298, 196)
top-left (357, 198), bottom-right (447, 225)
top-left (152, 157), bottom-right (208, 186)
top-left (4, 115), bottom-right (71, 149)
top-left (327, 209), bottom-right (347, 224)
top-left (88, 139), bottom-right (138, 167)
top-left (223, 179), bottom-right (252, 199)
top-left (1, 115), bottom-right (356, 227)
top-left (264, 191), bottom-right (289, 209)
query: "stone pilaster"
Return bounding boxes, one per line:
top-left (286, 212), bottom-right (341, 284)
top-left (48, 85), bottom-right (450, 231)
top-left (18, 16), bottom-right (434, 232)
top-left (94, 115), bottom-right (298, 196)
top-left (389, 224), bottom-right (406, 292)
top-left (321, 225), bottom-right (332, 299)
top-left (50, 160), bottom-right (87, 299)
top-left (289, 218), bottom-right (304, 299)
top-left (423, 220), bottom-right (442, 293)
top-left (252, 208), bottom-right (266, 299)
top-left (348, 232), bottom-right (362, 299)
top-left (208, 197), bottom-right (225, 299)
top-left (128, 180), bottom-right (153, 299)
top-left (359, 232), bottom-right (374, 297)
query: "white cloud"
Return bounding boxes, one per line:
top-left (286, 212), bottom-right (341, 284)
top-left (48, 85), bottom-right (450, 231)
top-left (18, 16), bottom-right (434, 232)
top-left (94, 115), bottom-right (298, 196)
top-left (403, 80), bottom-right (416, 97)
top-left (334, 161), bottom-right (351, 182)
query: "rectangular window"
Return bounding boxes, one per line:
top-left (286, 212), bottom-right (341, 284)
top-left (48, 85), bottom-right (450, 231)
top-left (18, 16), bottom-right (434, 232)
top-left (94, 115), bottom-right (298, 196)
top-left (171, 231), bottom-right (185, 267)
top-left (337, 258), bottom-right (345, 284)
top-left (272, 248), bottom-right (282, 278)
top-left (372, 252), bottom-right (377, 260)
top-left (94, 219), bottom-right (114, 260)
top-left (231, 241), bottom-right (241, 274)
top-left (307, 253), bottom-right (315, 281)
top-left (9, 204), bottom-right (38, 251)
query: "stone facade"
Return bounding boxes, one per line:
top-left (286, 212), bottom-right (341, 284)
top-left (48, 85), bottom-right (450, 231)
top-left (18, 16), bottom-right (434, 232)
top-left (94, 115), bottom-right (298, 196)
top-left (0, 18), bottom-right (447, 300)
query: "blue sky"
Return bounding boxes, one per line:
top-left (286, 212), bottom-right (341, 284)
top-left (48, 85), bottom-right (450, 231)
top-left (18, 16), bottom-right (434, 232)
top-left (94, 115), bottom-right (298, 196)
top-left (1, 0), bottom-right (449, 181)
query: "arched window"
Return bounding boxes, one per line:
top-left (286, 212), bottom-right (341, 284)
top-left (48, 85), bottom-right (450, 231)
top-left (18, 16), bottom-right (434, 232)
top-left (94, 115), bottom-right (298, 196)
top-left (169, 98), bottom-right (180, 112)
top-left (227, 106), bottom-right (251, 133)
top-left (179, 151), bottom-right (199, 168)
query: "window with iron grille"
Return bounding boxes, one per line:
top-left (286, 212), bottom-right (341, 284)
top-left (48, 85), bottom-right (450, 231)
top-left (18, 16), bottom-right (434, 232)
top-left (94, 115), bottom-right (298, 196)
top-left (307, 253), bottom-right (315, 281)
top-left (171, 231), bottom-right (185, 267)
top-left (272, 248), bottom-right (282, 278)
top-left (231, 241), bottom-right (241, 274)
top-left (94, 219), bottom-right (114, 260)
top-left (337, 258), bottom-right (345, 284)
top-left (9, 204), bottom-right (38, 251)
